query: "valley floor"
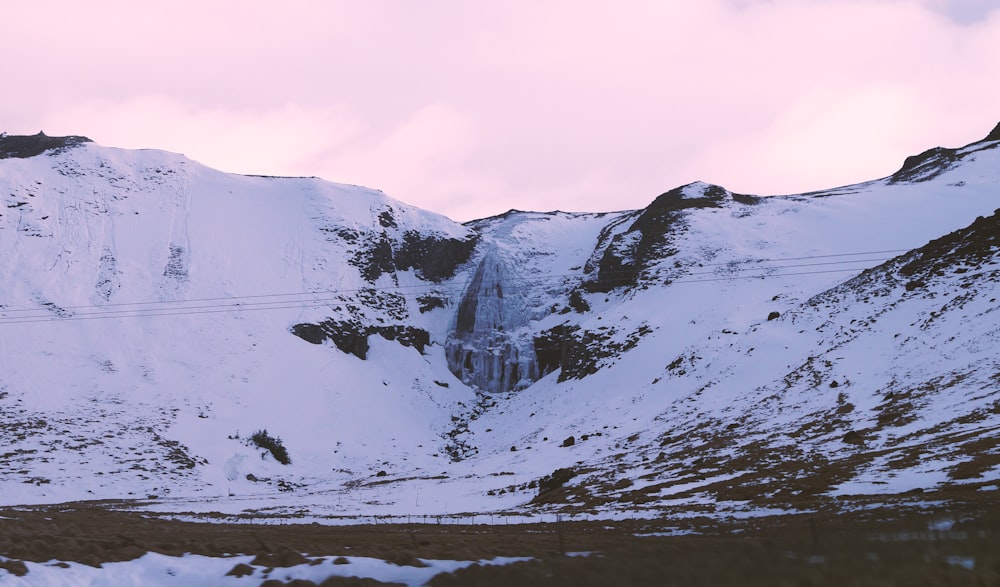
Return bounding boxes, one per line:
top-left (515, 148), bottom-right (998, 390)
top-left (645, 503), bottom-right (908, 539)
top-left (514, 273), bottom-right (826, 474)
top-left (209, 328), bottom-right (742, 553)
top-left (1, 488), bottom-right (999, 586)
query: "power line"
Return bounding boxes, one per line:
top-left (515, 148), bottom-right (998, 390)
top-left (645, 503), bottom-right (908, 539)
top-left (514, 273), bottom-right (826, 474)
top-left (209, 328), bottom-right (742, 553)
top-left (684, 257), bottom-right (892, 276)
top-left (0, 300), bottom-right (345, 325)
top-left (667, 266), bottom-right (884, 284)
top-left (0, 267), bottom-right (887, 325)
top-left (0, 247), bottom-right (901, 311)
top-left (695, 248), bottom-right (911, 266)
top-left (0, 244), bottom-right (961, 325)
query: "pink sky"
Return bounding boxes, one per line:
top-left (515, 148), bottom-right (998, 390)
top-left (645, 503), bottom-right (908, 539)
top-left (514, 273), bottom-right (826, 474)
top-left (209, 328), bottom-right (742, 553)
top-left (3, 0), bottom-right (999, 221)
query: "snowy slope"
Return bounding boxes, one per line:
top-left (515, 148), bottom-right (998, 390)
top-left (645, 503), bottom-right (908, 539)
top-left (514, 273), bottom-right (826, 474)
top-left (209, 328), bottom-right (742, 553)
top-left (0, 136), bottom-right (477, 505)
top-left (0, 124), bottom-right (999, 519)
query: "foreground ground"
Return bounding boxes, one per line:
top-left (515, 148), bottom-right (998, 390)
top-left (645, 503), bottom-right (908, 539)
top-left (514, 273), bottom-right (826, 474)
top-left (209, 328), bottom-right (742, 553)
top-left (1, 489), bottom-right (999, 586)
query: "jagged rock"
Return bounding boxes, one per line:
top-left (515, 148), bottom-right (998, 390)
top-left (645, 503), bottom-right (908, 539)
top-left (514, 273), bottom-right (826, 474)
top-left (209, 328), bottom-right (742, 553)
top-left (353, 233), bottom-right (396, 281)
top-left (898, 210), bottom-right (1000, 279)
top-left (351, 230), bottom-right (478, 283)
top-left (291, 320), bottom-right (428, 359)
top-left (534, 324), bottom-right (579, 377)
top-left (394, 231), bottom-right (478, 282)
top-left (416, 295), bottom-right (445, 313)
top-left (983, 120), bottom-right (1000, 142)
top-left (889, 123), bottom-right (1000, 184)
top-left (535, 323), bottom-right (653, 381)
top-left (0, 132), bottom-right (91, 159)
top-left (567, 289), bottom-right (590, 312)
top-left (888, 146), bottom-right (960, 184)
top-left (584, 182), bottom-right (755, 292)
top-left (375, 325), bottom-right (430, 354)
top-left (378, 209), bottom-right (397, 228)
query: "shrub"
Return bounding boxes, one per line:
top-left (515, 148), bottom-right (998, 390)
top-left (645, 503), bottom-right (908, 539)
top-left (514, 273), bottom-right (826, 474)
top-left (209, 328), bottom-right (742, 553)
top-left (249, 429), bottom-right (291, 465)
top-left (537, 467), bottom-right (577, 495)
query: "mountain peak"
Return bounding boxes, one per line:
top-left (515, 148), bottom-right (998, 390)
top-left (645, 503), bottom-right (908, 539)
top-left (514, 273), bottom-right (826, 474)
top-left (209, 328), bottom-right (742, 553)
top-left (654, 181), bottom-right (729, 206)
top-left (985, 120), bottom-right (1000, 142)
top-left (0, 131), bottom-right (92, 159)
top-left (888, 120), bottom-right (1000, 184)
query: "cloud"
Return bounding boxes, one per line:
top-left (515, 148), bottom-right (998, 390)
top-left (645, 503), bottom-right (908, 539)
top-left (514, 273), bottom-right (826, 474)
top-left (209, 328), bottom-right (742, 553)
top-left (37, 97), bottom-right (362, 177)
top-left (309, 104), bottom-right (478, 210)
top-left (922, 0), bottom-right (1000, 24)
top-left (693, 84), bottom-right (935, 193)
top-left (2, 0), bottom-right (998, 220)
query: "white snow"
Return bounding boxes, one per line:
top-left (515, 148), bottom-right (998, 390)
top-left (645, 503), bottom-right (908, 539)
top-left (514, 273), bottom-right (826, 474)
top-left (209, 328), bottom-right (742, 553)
top-left (0, 553), bottom-right (533, 586)
top-left (1, 130), bottom-right (999, 523)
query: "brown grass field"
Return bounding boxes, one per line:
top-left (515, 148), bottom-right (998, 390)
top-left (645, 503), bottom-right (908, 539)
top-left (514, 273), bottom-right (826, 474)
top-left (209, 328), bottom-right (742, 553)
top-left (1, 488), bottom-right (999, 586)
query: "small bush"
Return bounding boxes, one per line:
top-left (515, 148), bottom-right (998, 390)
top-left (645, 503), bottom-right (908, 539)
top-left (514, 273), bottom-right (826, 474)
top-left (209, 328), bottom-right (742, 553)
top-left (842, 430), bottom-right (864, 446)
top-left (249, 429), bottom-right (291, 465)
top-left (537, 467), bottom-right (577, 495)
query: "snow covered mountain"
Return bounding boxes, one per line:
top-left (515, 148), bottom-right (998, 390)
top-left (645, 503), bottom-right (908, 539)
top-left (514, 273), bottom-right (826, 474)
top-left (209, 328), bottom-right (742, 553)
top-left (0, 123), bottom-right (998, 520)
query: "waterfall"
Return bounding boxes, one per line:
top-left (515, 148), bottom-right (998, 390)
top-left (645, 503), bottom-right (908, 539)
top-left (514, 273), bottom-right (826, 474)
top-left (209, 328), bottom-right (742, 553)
top-left (445, 247), bottom-right (539, 393)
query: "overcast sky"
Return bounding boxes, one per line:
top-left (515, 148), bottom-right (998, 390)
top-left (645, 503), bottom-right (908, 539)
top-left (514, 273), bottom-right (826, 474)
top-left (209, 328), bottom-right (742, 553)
top-left (3, 0), bottom-right (999, 221)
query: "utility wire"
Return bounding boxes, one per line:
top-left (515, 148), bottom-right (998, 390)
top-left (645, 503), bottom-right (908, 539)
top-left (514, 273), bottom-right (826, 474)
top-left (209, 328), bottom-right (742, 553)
top-left (0, 243), bottom-right (966, 325)
top-left (0, 267), bottom-right (888, 325)
top-left (0, 247), bottom-right (906, 313)
top-left (683, 257), bottom-right (892, 276)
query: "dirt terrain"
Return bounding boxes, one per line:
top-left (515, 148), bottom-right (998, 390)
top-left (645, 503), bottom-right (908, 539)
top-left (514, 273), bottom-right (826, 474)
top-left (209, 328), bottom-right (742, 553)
top-left (1, 489), bottom-right (999, 586)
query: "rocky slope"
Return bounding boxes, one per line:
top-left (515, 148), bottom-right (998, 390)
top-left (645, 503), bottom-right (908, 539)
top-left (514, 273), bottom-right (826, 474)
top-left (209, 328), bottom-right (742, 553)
top-left (0, 123), bottom-right (998, 519)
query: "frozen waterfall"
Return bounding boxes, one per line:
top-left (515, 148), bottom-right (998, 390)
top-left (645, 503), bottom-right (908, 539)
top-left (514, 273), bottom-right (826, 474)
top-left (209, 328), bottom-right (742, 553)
top-left (445, 247), bottom-right (539, 393)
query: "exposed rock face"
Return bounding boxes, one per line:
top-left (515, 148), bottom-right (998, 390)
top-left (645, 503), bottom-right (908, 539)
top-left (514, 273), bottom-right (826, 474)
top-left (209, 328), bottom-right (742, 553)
top-left (889, 122), bottom-right (1000, 184)
top-left (291, 320), bottom-right (429, 360)
top-left (984, 121), bottom-right (1000, 142)
top-left (583, 182), bottom-right (753, 292)
top-left (395, 231), bottom-right (479, 282)
top-left (888, 146), bottom-right (961, 184)
top-left (535, 323), bottom-right (653, 382)
top-left (349, 228), bottom-right (478, 283)
top-left (0, 132), bottom-right (91, 159)
top-left (895, 208), bottom-right (1000, 284)
top-left (445, 247), bottom-right (539, 393)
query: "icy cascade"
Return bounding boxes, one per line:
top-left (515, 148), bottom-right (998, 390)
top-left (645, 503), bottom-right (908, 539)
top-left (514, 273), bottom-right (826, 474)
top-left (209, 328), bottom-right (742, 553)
top-left (445, 246), bottom-right (538, 393)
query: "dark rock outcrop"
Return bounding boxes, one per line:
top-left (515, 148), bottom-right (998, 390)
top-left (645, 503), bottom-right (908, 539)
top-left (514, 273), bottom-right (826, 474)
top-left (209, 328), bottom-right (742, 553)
top-left (291, 320), bottom-right (429, 359)
top-left (353, 234), bottom-right (396, 282)
top-left (0, 132), bottom-right (91, 159)
top-left (584, 182), bottom-right (750, 292)
top-left (395, 231), bottom-right (479, 282)
top-left (535, 322), bottom-right (653, 381)
top-left (898, 208), bottom-right (1000, 279)
top-left (350, 230), bottom-right (478, 283)
top-left (983, 121), bottom-right (1000, 142)
top-left (534, 324), bottom-right (581, 378)
top-left (889, 122), bottom-right (1000, 184)
top-left (888, 146), bottom-right (961, 184)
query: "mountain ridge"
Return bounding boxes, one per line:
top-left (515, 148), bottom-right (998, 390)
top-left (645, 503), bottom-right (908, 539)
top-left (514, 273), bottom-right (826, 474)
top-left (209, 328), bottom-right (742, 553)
top-left (0, 122), bottom-right (998, 520)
